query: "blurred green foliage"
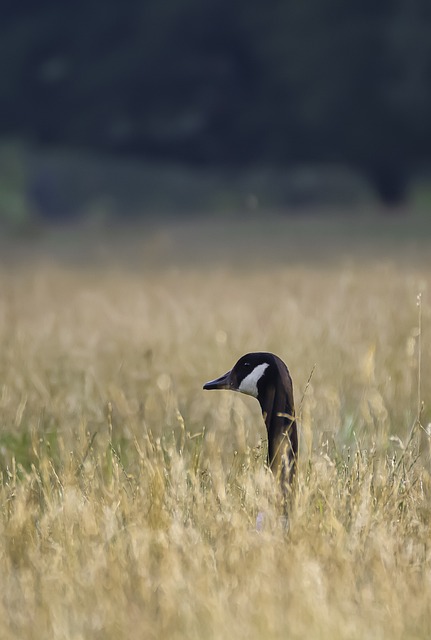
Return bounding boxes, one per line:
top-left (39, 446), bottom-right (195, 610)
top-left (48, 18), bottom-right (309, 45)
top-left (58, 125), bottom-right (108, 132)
top-left (0, 142), bottom-right (32, 229)
top-left (1, 1), bottom-right (431, 205)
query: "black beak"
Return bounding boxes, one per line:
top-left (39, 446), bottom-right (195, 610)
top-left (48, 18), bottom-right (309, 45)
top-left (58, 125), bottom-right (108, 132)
top-left (203, 370), bottom-right (232, 390)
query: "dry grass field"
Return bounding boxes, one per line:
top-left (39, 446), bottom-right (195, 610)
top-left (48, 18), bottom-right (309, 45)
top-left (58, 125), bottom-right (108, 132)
top-left (1, 213), bottom-right (431, 639)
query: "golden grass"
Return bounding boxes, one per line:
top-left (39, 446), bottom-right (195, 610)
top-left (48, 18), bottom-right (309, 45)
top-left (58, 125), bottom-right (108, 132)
top-left (0, 235), bottom-right (431, 639)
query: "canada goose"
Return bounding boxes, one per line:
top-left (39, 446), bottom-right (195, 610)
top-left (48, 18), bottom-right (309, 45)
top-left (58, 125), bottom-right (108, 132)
top-left (203, 352), bottom-right (297, 493)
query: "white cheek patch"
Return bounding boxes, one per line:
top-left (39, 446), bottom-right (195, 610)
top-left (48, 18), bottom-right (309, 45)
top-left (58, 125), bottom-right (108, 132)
top-left (238, 363), bottom-right (269, 398)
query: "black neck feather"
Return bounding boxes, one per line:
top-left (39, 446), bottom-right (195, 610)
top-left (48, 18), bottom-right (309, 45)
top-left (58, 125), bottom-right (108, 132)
top-left (257, 376), bottom-right (297, 487)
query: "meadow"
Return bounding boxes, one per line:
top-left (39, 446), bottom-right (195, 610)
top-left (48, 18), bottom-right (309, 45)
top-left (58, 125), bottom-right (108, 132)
top-left (0, 212), bottom-right (431, 639)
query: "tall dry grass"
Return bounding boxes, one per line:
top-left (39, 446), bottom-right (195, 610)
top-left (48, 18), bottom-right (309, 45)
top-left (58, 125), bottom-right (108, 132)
top-left (0, 241), bottom-right (430, 639)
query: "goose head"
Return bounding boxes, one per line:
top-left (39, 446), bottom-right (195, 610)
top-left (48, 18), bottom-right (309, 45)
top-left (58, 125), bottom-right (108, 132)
top-left (203, 352), bottom-right (297, 487)
top-left (203, 352), bottom-right (273, 398)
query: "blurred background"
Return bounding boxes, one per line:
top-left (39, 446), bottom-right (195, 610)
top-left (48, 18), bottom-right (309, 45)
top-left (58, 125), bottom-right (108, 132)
top-left (1, 0), bottom-right (431, 240)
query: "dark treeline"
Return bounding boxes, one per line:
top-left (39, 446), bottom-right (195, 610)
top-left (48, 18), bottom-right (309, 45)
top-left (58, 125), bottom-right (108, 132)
top-left (2, 0), bottom-right (431, 204)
